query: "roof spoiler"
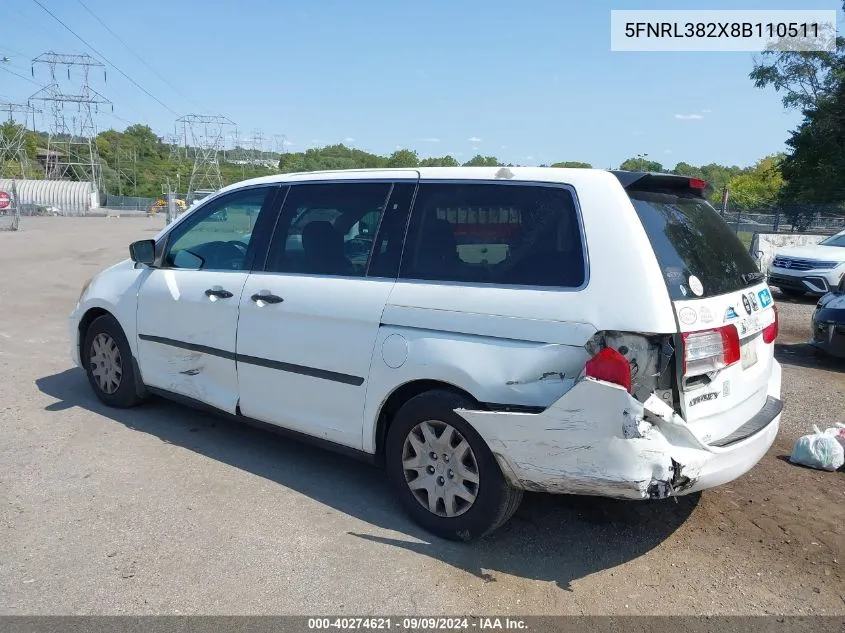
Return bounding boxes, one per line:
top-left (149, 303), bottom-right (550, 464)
top-left (611, 171), bottom-right (708, 197)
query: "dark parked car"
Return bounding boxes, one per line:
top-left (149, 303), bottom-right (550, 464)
top-left (811, 276), bottom-right (845, 358)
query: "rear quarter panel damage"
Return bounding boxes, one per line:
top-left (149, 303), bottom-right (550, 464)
top-left (456, 378), bottom-right (709, 499)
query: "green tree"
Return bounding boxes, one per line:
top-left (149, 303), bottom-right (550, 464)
top-left (419, 155), bottom-right (460, 167)
top-left (462, 154), bottom-right (500, 167)
top-left (619, 157), bottom-right (663, 172)
top-left (386, 149), bottom-right (419, 168)
top-left (725, 155), bottom-right (785, 210)
top-left (550, 161), bottom-right (592, 168)
top-left (779, 78), bottom-right (845, 204)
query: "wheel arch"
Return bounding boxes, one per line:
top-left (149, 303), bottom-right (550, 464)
top-left (373, 379), bottom-right (483, 465)
top-left (77, 306), bottom-right (113, 364)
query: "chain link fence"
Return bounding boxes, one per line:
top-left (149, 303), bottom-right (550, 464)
top-left (102, 194), bottom-right (158, 211)
top-left (720, 204), bottom-right (845, 236)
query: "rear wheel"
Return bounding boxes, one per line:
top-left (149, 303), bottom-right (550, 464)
top-left (385, 390), bottom-right (522, 541)
top-left (83, 314), bottom-right (143, 408)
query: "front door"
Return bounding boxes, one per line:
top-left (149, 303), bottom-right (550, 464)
top-left (136, 185), bottom-right (278, 413)
top-left (236, 178), bottom-right (417, 448)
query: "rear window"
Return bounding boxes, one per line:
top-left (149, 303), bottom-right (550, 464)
top-left (630, 190), bottom-right (759, 300)
top-left (399, 183), bottom-right (585, 288)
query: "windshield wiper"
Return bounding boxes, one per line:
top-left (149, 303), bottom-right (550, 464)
top-left (742, 271), bottom-right (765, 284)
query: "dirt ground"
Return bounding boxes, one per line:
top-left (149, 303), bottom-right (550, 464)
top-left (0, 217), bottom-right (842, 615)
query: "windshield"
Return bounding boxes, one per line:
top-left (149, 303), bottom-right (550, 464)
top-left (630, 190), bottom-right (760, 300)
top-left (820, 232), bottom-right (845, 247)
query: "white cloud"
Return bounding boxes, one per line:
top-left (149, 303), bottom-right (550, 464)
top-left (674, 114), bottom-right (703, 120)
top-left (344, 137), bottom-right (355, 143)
top-left (394, 145), bottom-right (402, 150)
top-left (467, 136), bottom-right (483, 142)
top-left (701, 109), bottom-right (712, 113)
top-left (525, 155), bottom-right (534, 160)
top-left (283, 140), bottom-right (294, 146)
top-left (417, 137), bottom-right (441, 143)
top-left (501, 145), bottom-right (507, 149)
top-left (664, 149), bottom-right (673, 154)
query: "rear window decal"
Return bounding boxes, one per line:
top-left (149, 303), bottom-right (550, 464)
top-left (724, 307), bottom-right (739, 321)
top-left (699, 306), bottom-right (714, 324)
top-left (742, 294), bottom-right (752, 315)
top-left (758, 288), bottom-right (773, 308)
top-left (689, 275), bottom-right (704, 296)
top-left (748, 292), bottom-right (759, 312)
top-left (679, 307), bottom-right (697, 325)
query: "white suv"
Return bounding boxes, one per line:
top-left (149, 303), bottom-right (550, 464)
top-left (70, 167), bottom-right (782, 540)
top-left (767, 229), bottom-right (845, 297)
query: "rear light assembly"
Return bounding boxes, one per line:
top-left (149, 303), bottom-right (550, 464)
top-left (689, 178), bottom-right (707, 190)
top-left (762, 305), bottom-right (779, 344)
top-left (585, 347), bottom-right (632, 393)
top-left (681, 324), bottom-right (740, 376)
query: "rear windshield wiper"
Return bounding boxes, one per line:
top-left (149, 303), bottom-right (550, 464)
top-left (742, 271), bottom-right (766, 284)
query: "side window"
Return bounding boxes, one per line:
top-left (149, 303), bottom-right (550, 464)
top-left (265, 182), bottom-right (392, 276)
top-left (400, 183), bottom-right (585, 288)
top-left (164, 188), bottom-right (271, 271)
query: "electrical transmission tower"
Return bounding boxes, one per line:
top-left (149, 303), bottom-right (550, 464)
top-left (248, 129), bottom-right (265, 166)
top-left (28, 53), bottom-right (111, 190)
top-left (114, 145), bottom-right (138, 197)
top-left (0, 102), bottom-right (40, 179)
top-left (273, 134), bottom-right (288, 155)
top-left (176, 114), bottom-right (235, 202)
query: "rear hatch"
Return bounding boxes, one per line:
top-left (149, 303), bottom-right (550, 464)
top-left (619, 173), bottom-right (778, 445)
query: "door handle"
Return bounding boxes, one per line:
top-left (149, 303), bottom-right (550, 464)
top-left (250, 292), bottom-right (284, 304)
top-left (205, 287), bottom-right (234, 299)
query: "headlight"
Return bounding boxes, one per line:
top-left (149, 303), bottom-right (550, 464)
top-left (78, 277), bottom-right (92, 304)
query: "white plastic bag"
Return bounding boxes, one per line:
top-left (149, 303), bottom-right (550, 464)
top-left (823, 423), bottom-right (845, 452)
top-left (790, 425), bottom-right (845, 472)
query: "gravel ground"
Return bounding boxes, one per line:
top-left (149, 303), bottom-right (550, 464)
top-left (0, 217), bottom-right (842, 616)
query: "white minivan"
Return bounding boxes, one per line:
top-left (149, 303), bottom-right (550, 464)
top-left (70, 167), bottom-right (782, 540)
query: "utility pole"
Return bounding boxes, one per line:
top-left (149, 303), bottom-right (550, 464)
top-left (28, 53), bottom-right (111, 193)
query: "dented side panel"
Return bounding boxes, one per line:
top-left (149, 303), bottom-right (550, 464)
top-left (362, 324), bottom-right (594, 453)
top-left (136, 269), bottom-right (247, 414)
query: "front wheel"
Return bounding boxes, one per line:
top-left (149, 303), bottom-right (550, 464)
top-left (83, 314), bottom-right (143, 408)
top-left (385, 390), bottom-right (522, 541)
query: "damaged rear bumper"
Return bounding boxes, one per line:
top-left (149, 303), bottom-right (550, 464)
top-left (456, 361), bottom-right (782, 500)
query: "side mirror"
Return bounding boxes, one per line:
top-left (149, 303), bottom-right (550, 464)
top-left (129, 239), bottom-right (156, 265)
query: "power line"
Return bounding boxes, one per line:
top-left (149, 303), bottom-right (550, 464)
top-left (75, 0), bottom-right (204, 111)
top-left (0, 65), bottom-right (41, 86)
top-left (0, 44), bottom-right (29, 58)
top-left (30, 0), bottom-right (178, 116)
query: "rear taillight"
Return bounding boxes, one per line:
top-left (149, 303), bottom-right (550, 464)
top-left (763, 305), bottom-right (779, 344)
top-left (681, 324), bottom-right (740, 376)
top-left (689, 178), bottom-right (707, 190)
top-left (585, 348), bottom-right (632, 392)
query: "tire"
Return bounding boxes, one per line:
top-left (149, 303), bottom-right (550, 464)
top-left (82, 314), bottom-right (143, 408)
top-left (385, 390), bottom-right (522, 541)
top-left (779, 287), bottom-right (805, 298)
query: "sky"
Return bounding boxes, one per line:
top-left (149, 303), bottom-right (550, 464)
top-left (1, 0), bottom-right (842, 169)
